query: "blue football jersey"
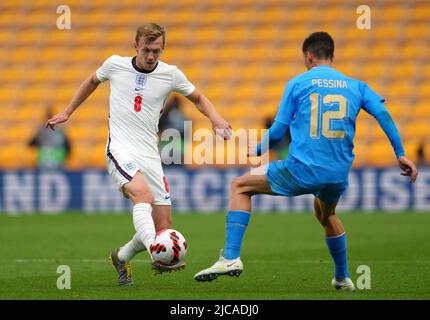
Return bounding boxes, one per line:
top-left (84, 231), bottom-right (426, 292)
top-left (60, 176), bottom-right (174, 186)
top-left (274, 65), bottom-right (387, 185)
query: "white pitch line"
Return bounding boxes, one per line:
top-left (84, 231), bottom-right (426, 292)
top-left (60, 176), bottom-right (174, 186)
top-left (11, 258), bottom-right (430, 264)
top-left (13, 258), bottom-right (151, 264)
top-left (12, 258), bottom-right (205, 264)
top-left (251, 260), bottom-right (430, 264)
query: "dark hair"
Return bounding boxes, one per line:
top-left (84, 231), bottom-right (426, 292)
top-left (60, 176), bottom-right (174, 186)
top-left (302, 32), bottom-right (334, 60)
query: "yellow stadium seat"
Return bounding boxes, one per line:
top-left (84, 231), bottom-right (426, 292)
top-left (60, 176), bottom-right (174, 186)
top-left (392, 62), bottom-right (418, 79)
top-left (66, 143), bottom-right (92, 170)
top-left (317, 7), bottom-right (351, 23)
top-left (339, 43), bottom-right (370, 61)
top-left (368, 141), bottom-right (397, 167)
top-left (369, 42), bottom-right (398, 60)
top-left (0, 0), bottom-right (428, 169)
top-left (360, 64), bottom-right (388, 80)
top-left (412, 104), bottom-right (430, 118)
top-left (379, 5), bottom-right (411, 22)
top-left (355, 120), bottom-right (372, 141)
top-left (372, 23), bottom-right (401, 40)
top-left (400, 42), bottom-right (428, 60)
top-left (404, 121), bottom-right (430, 141)
top-left (385, 81), bottom-right (415, 100)
top-left (417, 83), bottom-right (430, 98)
top-left (403, 141), bottom-right (420, 162)
top-left (85, 144), bottom-right (107, 168)
top-left (404, 23), bottom-right (429, 39)
top-left (286, 7), bottom-right (316, 23)
top-left (198, 10), bottom-right (226, 24)
top-left (2, 67), bottom-right (21, 82)
top-left (411, 4), bottom-right (430, 20)
top-left (78, 11), bottom-right (112, 27)
top-left (0, 144), bottom-right (36, 169)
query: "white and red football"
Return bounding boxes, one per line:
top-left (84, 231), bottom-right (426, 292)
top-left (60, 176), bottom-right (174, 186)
top-left (149, 229), bottom-right (187, 265)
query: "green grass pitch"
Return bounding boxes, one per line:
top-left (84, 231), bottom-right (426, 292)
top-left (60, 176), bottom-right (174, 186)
top-left (0, 212), bottom-right (429, 300)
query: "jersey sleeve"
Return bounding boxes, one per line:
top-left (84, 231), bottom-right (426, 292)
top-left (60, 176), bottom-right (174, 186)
top-left (360, 82), bottom-right (385, 114)
top-left (255, 120), bottom-right (289, 156)
top-left (360, 82), bottom-right (405, 157)
top-left (96, 55), bottom-right (117, 82)
top-left (274, 80), bottom-right (297, 125)
top-left (173, 68), bottom-right (196, 96)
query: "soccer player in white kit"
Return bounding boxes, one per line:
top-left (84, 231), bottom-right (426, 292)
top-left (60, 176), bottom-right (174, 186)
top-left (46, 23), bottom-right (232, 286)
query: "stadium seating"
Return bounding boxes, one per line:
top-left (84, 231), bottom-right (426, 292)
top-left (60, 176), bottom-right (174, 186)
top-left (0, 0), bottom-right (429, 169)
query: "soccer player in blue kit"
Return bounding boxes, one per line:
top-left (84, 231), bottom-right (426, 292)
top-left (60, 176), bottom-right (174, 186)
top-left (194, 32), bottom-right (418, 291)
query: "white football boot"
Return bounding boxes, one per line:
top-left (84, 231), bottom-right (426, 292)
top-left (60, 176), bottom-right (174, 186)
top-left (331, 277), bottom-right (355, 291)
top-left (194, 250), bottom-right (243, 282)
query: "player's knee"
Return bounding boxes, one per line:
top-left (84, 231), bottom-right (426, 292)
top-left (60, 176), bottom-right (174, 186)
top-left (314, 207), bottom-right (331, 226)
top-left (314, 211), bottom-right (323, 225)
top-left (129, 189), bottom-right (154, 205)
top-left (141, 192), bottom-right (154, 205)
top-left (317, 214), bottom-right (328, 226)
top-left (230, 176), bottom-right (247, 196)
top-left (319, 211), bottom-right (336, 226)
top-left (156, 217), bottom-right (172, 231)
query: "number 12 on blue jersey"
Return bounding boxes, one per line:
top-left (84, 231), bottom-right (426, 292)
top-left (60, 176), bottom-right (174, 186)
top-left (310, 93), bottom-right (348, 139)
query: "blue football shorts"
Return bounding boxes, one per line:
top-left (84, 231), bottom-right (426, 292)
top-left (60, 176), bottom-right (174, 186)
top-left (266, 160), bottom-right (348, 205)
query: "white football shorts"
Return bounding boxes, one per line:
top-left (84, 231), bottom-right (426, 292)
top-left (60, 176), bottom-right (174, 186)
top-left (105, 149), bottom-right (171, 205)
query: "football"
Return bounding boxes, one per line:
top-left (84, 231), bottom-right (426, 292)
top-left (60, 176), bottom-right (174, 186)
top-left (150, 229), bottom-right (187, 265)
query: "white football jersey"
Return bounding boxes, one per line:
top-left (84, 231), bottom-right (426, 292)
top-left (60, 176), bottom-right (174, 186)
top-left (96, 55), bottom-right (195, 157)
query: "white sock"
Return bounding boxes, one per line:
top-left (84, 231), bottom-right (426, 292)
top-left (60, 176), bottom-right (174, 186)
top-left (132, 203), bottom-right (155, 251)
top-left (118, 233), bottom-right (146, 262)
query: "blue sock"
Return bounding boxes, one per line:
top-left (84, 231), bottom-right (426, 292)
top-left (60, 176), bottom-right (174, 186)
top-left (223, 210), bottom-right (250, 260)
top-left (325, 233), bottom-right (350, 280)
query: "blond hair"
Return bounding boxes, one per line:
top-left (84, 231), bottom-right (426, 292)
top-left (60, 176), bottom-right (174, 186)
top-left (135, 23), bottom-right (166, 47)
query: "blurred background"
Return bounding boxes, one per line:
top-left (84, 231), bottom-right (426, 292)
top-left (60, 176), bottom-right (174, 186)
top-left (0, 0), bottom-right (429, 213)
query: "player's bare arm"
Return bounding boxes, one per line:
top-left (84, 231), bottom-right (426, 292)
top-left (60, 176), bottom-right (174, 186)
top-left (46, 72), bottom-right (101, 131)
top-left (186, 89), bottom-right (232, 139)
top-left (398, 156), bottom-right (418, 183)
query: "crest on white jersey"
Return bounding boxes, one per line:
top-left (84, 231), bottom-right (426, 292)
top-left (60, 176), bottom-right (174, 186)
top-left (124, 162), bottom-right (136, 171)
top-left (135, 75), bottom-right (147, 91)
